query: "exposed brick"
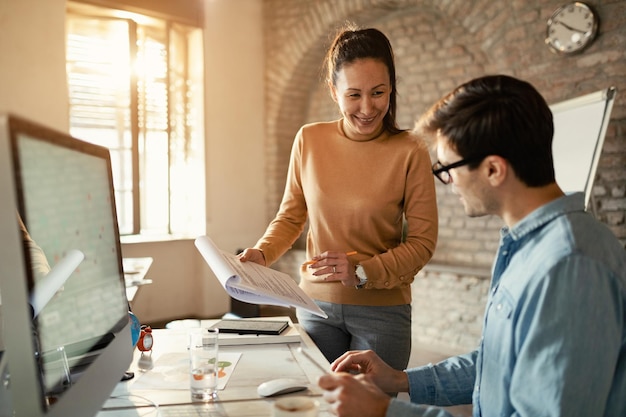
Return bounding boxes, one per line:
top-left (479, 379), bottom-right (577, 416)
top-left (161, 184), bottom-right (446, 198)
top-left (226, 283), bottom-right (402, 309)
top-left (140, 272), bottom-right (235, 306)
top-left (264, 0), bottom-right (626, 353)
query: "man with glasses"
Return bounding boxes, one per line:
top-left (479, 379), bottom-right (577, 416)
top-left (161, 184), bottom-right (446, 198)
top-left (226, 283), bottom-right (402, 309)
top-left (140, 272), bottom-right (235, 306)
top-left (318, 75), bottom-right (626, 417)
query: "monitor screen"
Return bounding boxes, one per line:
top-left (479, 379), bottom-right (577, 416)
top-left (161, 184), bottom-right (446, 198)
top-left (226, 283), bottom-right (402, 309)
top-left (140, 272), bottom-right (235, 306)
top-left (0, 114), bottom-right (132, 416)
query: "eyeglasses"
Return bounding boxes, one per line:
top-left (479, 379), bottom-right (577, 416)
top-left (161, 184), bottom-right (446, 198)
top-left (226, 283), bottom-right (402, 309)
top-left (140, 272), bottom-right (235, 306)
top-left (431, 155), bottom-right (487, 184)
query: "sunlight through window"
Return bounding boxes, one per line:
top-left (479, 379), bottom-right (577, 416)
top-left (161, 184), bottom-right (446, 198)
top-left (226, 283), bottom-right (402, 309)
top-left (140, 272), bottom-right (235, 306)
top-left (66, 3), bottom-right (205, 237)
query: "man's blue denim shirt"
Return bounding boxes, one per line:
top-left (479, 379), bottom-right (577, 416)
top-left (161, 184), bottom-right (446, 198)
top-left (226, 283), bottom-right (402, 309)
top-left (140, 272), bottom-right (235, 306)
top-left (387, 193), bottom-right (626, 417)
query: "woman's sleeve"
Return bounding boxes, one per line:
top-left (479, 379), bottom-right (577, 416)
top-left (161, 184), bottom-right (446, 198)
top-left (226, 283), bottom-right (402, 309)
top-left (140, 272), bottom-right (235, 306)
top-left (254, 128), bottom-right (309, 266)
top-left (363, 138), bottom-right (438, 288)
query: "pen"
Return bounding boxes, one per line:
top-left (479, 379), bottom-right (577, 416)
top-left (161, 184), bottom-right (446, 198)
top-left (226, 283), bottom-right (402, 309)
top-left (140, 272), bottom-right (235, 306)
top-left (302, 251), bottom-right (358, 265)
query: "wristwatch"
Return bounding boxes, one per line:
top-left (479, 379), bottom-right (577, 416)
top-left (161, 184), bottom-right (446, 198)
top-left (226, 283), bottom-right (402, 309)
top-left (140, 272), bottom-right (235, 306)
top-left (355, 264), bottom-right (368, 289)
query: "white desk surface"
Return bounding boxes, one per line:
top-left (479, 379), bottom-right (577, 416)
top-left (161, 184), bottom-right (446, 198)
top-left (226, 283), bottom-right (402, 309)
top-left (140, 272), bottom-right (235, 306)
top-left (98, 318), bottom-right (331, 416)
top-left (123, 257), bottom-right (154, 302)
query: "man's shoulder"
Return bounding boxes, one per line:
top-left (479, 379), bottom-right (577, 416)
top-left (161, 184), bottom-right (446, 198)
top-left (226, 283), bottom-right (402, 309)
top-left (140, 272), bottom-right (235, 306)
top-left (516, 209), bottom-right (626, 285)
top-left (562, 212), bottom-right (626, 277)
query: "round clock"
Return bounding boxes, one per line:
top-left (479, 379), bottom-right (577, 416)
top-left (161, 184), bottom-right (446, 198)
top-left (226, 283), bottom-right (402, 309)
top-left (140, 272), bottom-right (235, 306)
top-left (137, 325), bottom-right (153, 352)
top-left (546, 2), bottom-right (599, 55)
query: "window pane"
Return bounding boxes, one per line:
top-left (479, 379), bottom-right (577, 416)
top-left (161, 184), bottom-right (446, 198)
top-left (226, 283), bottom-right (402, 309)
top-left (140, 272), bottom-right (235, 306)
top-left (169, 26), bottom-right (205, 236)
top-left (66, 6), bottom-right (205, 238)
top-left (66, 16), bottom-right (133, 234)
top-left (136, 25), bottom-right (169, 234)
top-left (141, 131), bottom-right (169, 233)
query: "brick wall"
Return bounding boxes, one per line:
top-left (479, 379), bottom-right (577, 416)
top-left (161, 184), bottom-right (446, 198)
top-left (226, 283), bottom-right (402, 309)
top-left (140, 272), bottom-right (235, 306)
top-left (263, 0), bottom-right (626, 353)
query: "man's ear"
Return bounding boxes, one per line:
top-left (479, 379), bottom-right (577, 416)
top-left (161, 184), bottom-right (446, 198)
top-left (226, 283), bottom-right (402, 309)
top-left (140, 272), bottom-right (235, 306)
top-left (484, 155), bottom-right (508, 186)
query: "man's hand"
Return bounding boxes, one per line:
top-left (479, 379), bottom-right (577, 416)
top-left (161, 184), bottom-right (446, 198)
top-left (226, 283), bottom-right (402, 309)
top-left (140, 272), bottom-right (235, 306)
top-left (330, 350), bottom-right (409, 393)
top-left (318, 372), bottom-right (391, 417)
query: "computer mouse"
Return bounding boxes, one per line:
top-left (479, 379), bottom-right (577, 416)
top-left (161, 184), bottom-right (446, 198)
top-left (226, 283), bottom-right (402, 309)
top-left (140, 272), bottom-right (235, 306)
top-left (257, 378), bottom-right (308, 397)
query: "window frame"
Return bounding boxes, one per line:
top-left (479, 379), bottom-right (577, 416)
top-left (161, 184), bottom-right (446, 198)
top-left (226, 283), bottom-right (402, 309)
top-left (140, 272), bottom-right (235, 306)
top-left (66, 1), bottom-right (205, 237)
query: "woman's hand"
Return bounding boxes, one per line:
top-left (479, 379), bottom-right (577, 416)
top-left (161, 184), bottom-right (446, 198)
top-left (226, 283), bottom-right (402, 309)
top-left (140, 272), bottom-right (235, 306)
top-left (238, 248), bottom-right (266, 266)
top-left (306, 251), bottom-right (359, 287)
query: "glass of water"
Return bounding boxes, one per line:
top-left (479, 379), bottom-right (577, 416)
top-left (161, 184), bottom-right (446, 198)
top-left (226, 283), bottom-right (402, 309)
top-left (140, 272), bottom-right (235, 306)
top-left (188, 328), bottom-right (219, 401)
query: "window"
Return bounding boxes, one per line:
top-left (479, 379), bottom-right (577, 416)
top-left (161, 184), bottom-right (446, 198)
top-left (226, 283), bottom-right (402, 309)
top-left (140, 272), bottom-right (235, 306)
top-left (66, 3), bottom-right (205, 236)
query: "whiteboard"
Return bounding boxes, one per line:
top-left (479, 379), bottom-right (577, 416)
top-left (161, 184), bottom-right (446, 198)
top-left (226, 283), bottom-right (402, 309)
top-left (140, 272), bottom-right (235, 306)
top-left (550, 87), bottom-right (617, 208)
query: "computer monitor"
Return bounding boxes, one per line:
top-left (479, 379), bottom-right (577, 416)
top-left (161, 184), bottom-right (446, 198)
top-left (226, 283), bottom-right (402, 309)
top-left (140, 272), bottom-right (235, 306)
top-left (0, 114), bottom-right (132, 416)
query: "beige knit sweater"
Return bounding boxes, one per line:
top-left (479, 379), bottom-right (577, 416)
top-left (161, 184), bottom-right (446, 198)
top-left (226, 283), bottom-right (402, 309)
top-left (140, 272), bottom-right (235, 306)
top-left (255, 119), bottom-right (438, 306)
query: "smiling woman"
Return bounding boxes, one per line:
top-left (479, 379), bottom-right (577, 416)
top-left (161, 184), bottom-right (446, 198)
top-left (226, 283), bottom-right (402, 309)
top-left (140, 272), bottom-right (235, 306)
top-left (238, 24), bottom-right (438, 372)
top-left (330, 59), bottom-right (391, 140)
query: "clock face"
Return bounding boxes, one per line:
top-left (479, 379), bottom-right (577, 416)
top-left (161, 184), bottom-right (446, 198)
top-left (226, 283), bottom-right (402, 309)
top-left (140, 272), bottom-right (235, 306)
top-left (546, 2), bottom-right (598, 54)
top-left (143, 334), bottom-right (153, 350)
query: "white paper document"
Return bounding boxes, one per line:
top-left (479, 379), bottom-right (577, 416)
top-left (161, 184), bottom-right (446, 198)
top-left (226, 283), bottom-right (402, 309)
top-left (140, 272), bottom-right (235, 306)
top-left (132, 352), bottom-right (242, 391)
top-left (194, 236), bottom-right (327, 318)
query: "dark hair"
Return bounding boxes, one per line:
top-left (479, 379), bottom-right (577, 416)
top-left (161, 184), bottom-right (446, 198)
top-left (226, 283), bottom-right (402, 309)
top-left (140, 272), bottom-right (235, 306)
top-left (415, 75), bottom-right (555, 187)
top-left (325, 24), bottom-right (402, 135)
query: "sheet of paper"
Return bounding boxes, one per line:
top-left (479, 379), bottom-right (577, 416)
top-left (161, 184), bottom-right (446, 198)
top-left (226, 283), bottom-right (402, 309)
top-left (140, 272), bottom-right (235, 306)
top-left (221, 251), bottom-right (322, 310)
top-left (131, 352), bottom-right (242, 391)
top-left (194, 236), bottom-right (238, 289)
top-left (194, 236), bottom-right (327, 318)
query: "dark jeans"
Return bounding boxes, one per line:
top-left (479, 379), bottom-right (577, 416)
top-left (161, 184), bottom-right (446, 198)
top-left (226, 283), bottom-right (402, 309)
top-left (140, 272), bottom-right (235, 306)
top-left (297, 301), bottom-right (412, 371)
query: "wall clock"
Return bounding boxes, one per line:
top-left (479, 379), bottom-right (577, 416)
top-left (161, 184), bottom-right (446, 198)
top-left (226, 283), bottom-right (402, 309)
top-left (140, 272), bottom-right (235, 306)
top-left (546, 2), bottom-right (599, 55)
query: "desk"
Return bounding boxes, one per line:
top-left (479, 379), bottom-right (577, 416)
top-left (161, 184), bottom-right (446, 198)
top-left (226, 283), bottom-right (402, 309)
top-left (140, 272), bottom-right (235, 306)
top-left (97, 319), bottom-right (331, 416)
top-left (123, 257), bottom-right (153, 302)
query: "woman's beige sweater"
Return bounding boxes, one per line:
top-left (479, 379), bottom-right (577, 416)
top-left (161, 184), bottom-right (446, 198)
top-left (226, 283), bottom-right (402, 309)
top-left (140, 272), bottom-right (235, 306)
top-left (255, 119), bottom-right (438, 306)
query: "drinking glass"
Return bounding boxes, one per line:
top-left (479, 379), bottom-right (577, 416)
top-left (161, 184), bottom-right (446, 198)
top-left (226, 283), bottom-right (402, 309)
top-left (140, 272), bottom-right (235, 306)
top-left (188, 328), bottom-right (219, 401)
